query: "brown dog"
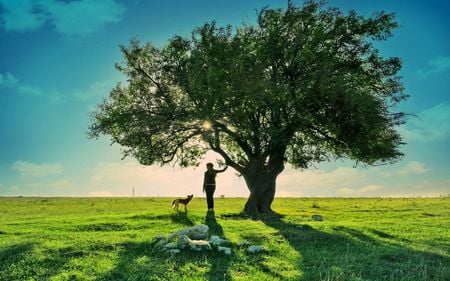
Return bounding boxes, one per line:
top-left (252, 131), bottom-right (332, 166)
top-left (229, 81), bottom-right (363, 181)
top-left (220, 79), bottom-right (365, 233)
top-left (171, 194), bottom-right (193, 212)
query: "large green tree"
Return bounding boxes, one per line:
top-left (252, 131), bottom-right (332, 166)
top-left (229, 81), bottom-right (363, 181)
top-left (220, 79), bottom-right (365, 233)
top-left (89, 1), bottom-right (407, 218)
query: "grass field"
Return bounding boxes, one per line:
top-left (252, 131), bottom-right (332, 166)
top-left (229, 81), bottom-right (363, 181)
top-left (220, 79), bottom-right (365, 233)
top-left (0, 197), bottom-right (449, 281)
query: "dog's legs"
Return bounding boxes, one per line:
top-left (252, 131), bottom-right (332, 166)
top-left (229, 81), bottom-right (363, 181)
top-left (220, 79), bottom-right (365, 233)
top-left (171, 200), bottom-right (176, 210)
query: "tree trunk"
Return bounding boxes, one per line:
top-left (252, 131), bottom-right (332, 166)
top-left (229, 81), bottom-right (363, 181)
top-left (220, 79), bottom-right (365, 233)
top-left (243, 173), bottom-right (277, 219)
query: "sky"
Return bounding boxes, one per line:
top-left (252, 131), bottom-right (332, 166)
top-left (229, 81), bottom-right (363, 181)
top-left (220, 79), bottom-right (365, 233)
top-left (0, 0), bottom-right (449, 198)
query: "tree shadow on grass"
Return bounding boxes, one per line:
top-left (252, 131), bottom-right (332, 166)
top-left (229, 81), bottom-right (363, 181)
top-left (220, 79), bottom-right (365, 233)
top-left (0, 242), bottom-right (95, 280)
top-left (261, 212), bottom-right (449, 281)
top-left (171, 212), bottom-right (195, 226)
top-left (0, 243), bottom-right (35, 274)
top-left (128, 212), bottom-right (195, 226)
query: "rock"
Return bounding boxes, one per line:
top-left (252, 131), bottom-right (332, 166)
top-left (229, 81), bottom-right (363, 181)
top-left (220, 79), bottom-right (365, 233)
top-left (177, 235), bottom-right (191, 249)
top-left (163, 242), bottom-right (178, 249)
top-left (152, 235), bottom-right (168, 247)
top-left (154, 238), bottom-right (169, 248)
top-left (237, 240), bottom-right (250, 247)
top-left (247, 245), bottom-right (266, 254)
top-left (209, 235), bottom-right (230, 247)
top-left (312, 214), bottom-right (323, 221)
top-left (154, 235), bottom-right (166, 240)
top-left (218, 246), bottom-right (231, 255)
top-left (166, 249), bottom-right (180, 255)
top-left (168, 224), bottom-right (209, 240)
top-left (189, 240), bottom-right (212, 251)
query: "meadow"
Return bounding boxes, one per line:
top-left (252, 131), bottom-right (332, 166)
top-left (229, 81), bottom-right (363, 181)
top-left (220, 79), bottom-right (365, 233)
top-left (0, 197), bottom-right (448, 281)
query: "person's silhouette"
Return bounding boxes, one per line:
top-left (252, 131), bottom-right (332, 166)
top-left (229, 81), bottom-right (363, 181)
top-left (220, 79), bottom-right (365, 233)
top-left (203, 162), bottom-right (227, 211)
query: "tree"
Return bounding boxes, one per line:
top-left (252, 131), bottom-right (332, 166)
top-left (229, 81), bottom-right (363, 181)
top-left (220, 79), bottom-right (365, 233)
top-left (88, 1), bottom-right (407, 218)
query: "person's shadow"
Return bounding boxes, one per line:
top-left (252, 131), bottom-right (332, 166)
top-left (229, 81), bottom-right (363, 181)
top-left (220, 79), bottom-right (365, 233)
top-left (205, 211), bottom-right (223, 236)
top-left (204, 211), bottom-right (233, 281)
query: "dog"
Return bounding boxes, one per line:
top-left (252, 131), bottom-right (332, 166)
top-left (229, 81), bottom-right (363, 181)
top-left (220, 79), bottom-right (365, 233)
top-left (171, 194), bottom-right (193, 212)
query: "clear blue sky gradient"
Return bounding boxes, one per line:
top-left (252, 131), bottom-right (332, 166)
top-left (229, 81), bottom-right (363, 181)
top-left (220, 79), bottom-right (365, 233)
top-left (1, 0), bottom-right (449, 197)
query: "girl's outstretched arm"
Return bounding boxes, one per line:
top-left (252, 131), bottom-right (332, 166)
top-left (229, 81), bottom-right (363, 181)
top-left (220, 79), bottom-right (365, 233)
top-left (215, 166), bottom-right (228, 173)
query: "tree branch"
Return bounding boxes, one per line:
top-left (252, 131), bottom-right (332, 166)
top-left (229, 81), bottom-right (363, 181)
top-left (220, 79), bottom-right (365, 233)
top-left (162, 130), bottom-right (202, 164)
top-left (207, 132), bottom-right (245, 174)
top-left (212, 121), bottom-right (254, 158)
top-left (136, 63), bottom-right (162, 89)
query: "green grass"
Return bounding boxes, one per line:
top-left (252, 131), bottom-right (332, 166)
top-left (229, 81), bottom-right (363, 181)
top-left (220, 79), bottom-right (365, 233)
top-left (0, 197), bottom-right (449, 281)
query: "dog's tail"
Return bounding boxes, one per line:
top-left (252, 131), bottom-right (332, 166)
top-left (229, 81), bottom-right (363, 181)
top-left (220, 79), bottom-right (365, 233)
top-left (171, 199), bottom-right (176, 208)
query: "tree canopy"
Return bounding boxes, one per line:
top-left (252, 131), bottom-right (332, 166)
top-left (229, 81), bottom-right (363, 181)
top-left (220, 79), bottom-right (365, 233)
top-left (89, 1), bottom-right (407, 217)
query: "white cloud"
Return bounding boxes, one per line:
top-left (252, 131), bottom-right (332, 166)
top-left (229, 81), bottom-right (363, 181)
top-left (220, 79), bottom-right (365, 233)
top-left (10, 186), bottom-right (20, 191)
top-left (0, 72), bottom-right (65, 103)
top-left (0, 72), bottom-right (116, 103)
top-left (276, 166), bottom-right (380, 197)
top-left (73, 78), bottom-right (120, 102)
top-left (278, 166), bottom-right (367, 190)
top-left (337, 185), bottom-right (383, 196)
top-left (337, 187), bottom-right (355, 196)
top-left (0, 72), bottom-right (19, 88)
top-left (49, 0), bottom-right (125, 36)
top-left (401, 103), bottom-right (450, 141)
top-left (0, 0), bottom-right (125, 36)
top-left (410, 179), bottom-right (450, 191)
top-left (88, 191), bottom-right (112, 197)
top-left (27, 179), bottom-right (72, 189)
top-left (417, 56), bottom-right (450, 78)
top-left (16, 84), bottom-right (43, 97)
top-left (358, 184), bottom-right (383, 194)
top-left (398, 161), bottom-right (428, 176)
top-left (275, 189), bottom-right (304, 197)
top-left (90, 161), bottom-right (206, 196)
top-left (387, 179), bottom-right (450, 197)
top-left (91, 162), bottom-right (171, 183)
top-left (51, 179), bottom-right (72, 189)
top-left (13, 161), bottom-right (62, 177)
top-left (0, 0), bottom-right (47, 32)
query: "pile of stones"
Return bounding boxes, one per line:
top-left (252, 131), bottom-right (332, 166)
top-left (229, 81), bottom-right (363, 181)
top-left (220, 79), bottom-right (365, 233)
top-left (152, 224), bottom-right (266, 255)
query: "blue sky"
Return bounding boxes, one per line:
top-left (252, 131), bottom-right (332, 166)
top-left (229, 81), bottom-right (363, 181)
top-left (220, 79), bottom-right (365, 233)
top-left (1, 0), bottom-right (449, 197)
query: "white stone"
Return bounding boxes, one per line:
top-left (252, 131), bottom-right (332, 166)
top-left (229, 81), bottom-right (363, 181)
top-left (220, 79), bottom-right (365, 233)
top-left (154, 235), bottom-right (166, 240)
top-left (166, 249), bottom-right (180, 255)
top-left (155, 238), bottom-right (169, 247)
top-left (189, 240), bottom-right (212, 251)
top-left (177, 235), bottom-right (191, 249)
top-left (218, 246), bottom-right (232, 255)
top-left (312, 214), bottom-right (323, 221)
top-left (209, 235), bottom-right (230, 247)
top-left (247, 245), bottom-right (266, 253)
top-left (237, 240), bottom-right (250, 247)
top-left (168, 224), bottom-right (209, 240)
top-left (163, 242), bottom-right (178, 249)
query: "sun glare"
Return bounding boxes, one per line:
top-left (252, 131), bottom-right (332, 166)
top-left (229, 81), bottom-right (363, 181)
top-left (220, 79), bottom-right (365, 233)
top-left (202, 121), bottom-right (212, 130)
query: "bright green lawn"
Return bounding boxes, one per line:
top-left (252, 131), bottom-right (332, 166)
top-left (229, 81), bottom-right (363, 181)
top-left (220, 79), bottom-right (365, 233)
top-left (0, 197), bottom-right (449, 281)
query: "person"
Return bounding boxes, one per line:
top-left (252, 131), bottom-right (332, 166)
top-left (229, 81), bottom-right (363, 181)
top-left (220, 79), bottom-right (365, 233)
top-left (203, 162), bottom-right (227, 212)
